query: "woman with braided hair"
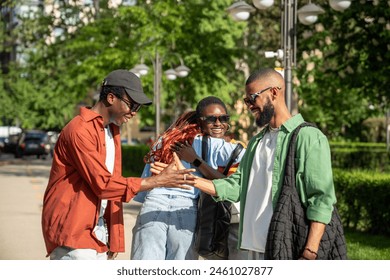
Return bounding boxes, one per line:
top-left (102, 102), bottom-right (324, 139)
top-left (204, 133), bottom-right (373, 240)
top-left (131, 96), bottom-right (245, 260)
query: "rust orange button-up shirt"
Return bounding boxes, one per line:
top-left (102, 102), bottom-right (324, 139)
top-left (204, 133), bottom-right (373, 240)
top-left (41, 107), bottom-right (142, 256)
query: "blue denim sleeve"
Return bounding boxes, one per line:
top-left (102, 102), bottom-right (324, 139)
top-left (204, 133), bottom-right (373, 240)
top-left (208, 137), bottom-right (246, 167)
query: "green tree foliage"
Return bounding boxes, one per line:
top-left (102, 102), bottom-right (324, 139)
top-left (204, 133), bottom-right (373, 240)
top-left (0, 0), bottom-right (17, 126)
top-left (239, 0), bottom-right (389, 140)
top-left (295, 0), bottom-right (389, 139)
top-left (0, 0), bottom-right (246, 131)
top-left (0, 0), bottom-right (388, 142)
top-left (1, 0), bottom-right (91, 130)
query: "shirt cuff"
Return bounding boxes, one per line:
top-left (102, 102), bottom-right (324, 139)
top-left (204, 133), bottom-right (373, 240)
top-left (125, 177), bottom-right (143, 202)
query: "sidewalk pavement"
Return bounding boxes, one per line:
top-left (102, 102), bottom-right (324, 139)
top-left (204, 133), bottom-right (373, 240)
top-left (0, 156), bottom-right (141, 260)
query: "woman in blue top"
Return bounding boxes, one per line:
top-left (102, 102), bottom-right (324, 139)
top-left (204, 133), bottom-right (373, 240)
top-left (131, 96), bottom-right (245, 260)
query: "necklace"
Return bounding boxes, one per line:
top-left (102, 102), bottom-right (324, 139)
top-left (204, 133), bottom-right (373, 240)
top-left (269, 125), bottom-right (280, 132)
top-left (266, 126), bottom-right (280, 147)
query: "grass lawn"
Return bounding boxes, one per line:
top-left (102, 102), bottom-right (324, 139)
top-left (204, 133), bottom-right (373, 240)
top-left (345, 229), bottom-right (390, 260)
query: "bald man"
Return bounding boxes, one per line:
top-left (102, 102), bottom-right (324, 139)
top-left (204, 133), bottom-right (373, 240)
top-left (191, 68), bottom-right (337, 260)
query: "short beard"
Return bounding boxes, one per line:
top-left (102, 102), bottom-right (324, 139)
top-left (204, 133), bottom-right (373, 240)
top-left (255, 97), bottom-right (274, 128)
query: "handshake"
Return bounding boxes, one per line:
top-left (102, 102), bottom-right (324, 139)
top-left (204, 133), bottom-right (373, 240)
top-left (143, 152), bottom-right (216, 196)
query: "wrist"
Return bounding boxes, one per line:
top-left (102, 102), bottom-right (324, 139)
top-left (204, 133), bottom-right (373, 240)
top-left (301, 247), bottom-right (318, 260)
top-left (192, 158), bottom-right (202, 167)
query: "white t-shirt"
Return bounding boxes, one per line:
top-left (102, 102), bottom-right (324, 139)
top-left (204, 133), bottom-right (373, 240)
top-left (241, 129), bottom-right (279, 253)
top-left (93, 126), bottom-right (115, 244)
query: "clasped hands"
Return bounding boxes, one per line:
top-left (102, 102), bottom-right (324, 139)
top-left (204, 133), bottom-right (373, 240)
top-left (150, 151), bottom-right (196, 189)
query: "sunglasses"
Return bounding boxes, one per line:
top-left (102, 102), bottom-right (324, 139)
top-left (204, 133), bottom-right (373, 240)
top-left (243, 86), bottom-right (281, 106)
top-left (199, 114), bottom-right (230, 124)
top-left (118, 96), bottom-right (141, 112)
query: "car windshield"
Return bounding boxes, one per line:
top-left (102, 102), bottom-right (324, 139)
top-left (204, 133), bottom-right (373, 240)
top-left (24, 132), bottom-right (48, 141)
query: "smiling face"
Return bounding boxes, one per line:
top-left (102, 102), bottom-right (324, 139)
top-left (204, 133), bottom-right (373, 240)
top-left (109, 93), bottom-right (138, 127)
top-left (245, 81), bottom-right (276, 128)
top-left (199, 104), bottom-right (229, 139)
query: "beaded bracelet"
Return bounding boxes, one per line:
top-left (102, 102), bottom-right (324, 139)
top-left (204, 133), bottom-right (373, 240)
top-left (305, 247), bottom-right (318, 257)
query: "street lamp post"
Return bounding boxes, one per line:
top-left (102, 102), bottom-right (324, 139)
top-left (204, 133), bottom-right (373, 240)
top-left (154, 52), bottom-right (162, 141)
top-left (227, 0), bottom-right (352, 112)
top-left (131, 51), bottom-right (190, 139)
top-left (283, 0), bottom-right (296, 111)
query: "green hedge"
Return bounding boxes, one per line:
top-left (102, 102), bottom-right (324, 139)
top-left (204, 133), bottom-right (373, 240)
top-left (330, 142), bottom-right (389, 171)
top-left (121, 144), bottom-right (150, 177)
top-left (120, 143), bottom-right (390, 236)
top-left (120, 142), bottom-right (390, 174)
top-left (334, 168), bottom-right (390, 235)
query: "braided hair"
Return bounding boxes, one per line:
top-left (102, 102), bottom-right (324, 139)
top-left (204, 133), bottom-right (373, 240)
top-left (144, 111), bottom-right (200, 164)
top-left (144, 96), bottom-right (229, 164)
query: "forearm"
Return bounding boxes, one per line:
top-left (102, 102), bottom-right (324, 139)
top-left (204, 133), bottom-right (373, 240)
top-left (173, 140), bottom-right (227, 180)
top-left (193, 177), bottom-right (217, 196)
top-left (138, 161), bottom-right (195, 192)
top-left (301, 221), bottom-right (326, 260)
top-left (195, 157), bottom-right (225, 179)
top-left (139, 176), bottom-right (161, 192)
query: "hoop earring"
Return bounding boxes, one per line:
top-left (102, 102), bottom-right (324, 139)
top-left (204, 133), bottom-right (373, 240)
top-left (226, 124), bottom-right (231, 131)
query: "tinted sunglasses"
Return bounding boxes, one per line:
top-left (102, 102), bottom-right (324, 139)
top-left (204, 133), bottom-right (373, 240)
top-left (243, 86), bottom-right (281, 106)
top-left (199, 114), bottom-right (230, 124)
top-left (118, 96), bottom-right (141, 112)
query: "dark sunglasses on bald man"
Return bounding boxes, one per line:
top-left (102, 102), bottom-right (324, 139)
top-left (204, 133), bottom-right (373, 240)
top-left (199, 114), bottom-right (230, 124)
top-left (243, 86), bottom-right (281, 106)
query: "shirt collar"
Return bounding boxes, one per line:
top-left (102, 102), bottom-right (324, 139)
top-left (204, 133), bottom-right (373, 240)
top-left (253, 113), bottom-right (305, 140)
top-left (80, 106), bottom-right (103, 123)
top-left (280, 113), bottom-right (304, 133)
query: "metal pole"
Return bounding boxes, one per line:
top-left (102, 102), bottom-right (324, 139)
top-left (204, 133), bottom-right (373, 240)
top-left (387, 108), bottom-right (390, 151)
top-left (283, 0), bottom-right (296, 112)
top-left (154, 52), bottom-right (161, 140)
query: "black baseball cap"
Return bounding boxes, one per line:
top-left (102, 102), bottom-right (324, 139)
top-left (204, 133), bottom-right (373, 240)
top-left (102, 69), bottom-right (152, 105)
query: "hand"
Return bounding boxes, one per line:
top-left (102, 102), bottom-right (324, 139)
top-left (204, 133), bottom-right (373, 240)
top-left (299, 248), bottom-right (318, 260)
top-left (150, 152), bottom-right (186, 175)
top-left (150, 161), bottom-right (169, 175)
top-left (171, 140), bottom-right (198, 164)
top-left (173, 151), bottom-right (185, 170)
top-left (144, 154), bottom-right (195, 190)
top-left (107, 251), bottom-right (118, 260)
top-left (150, 151), bottom-right (187, 175)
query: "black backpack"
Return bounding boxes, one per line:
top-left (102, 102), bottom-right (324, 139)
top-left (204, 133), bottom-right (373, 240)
top-left (194, 136), bottom-right (244, 259)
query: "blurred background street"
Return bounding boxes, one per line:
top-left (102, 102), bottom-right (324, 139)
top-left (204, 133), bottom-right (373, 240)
top-left (0, 153), bottom-right (141, 260)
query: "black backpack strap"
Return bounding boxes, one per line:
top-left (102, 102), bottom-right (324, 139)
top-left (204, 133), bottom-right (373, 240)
top-left (284, 122), bottom-right (317, 189)
top-left (222, 143), bottom-right (244, 176)
top-left (287, 122), bottom-right (317, 159)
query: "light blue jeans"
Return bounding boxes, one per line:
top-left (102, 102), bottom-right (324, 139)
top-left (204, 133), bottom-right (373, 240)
top-left (131, 193), bottom-right (198, 260)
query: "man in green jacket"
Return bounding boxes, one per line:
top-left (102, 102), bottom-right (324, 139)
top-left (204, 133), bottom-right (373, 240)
top-left (190, 68), bottom-right (336, 260)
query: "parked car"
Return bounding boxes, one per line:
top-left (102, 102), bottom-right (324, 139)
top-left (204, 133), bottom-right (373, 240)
top-left (0, 126), bottom-right (22, 155)
top-left (0, 136), bottom-right (6, 154)
top-left (2, 134), bottom-right (20, 154)
top-left (15, 130), bottom-right (51, 159)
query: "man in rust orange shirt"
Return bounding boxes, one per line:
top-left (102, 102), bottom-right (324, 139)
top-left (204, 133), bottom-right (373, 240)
top-left (41, 69), bottom-right (194, 260)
